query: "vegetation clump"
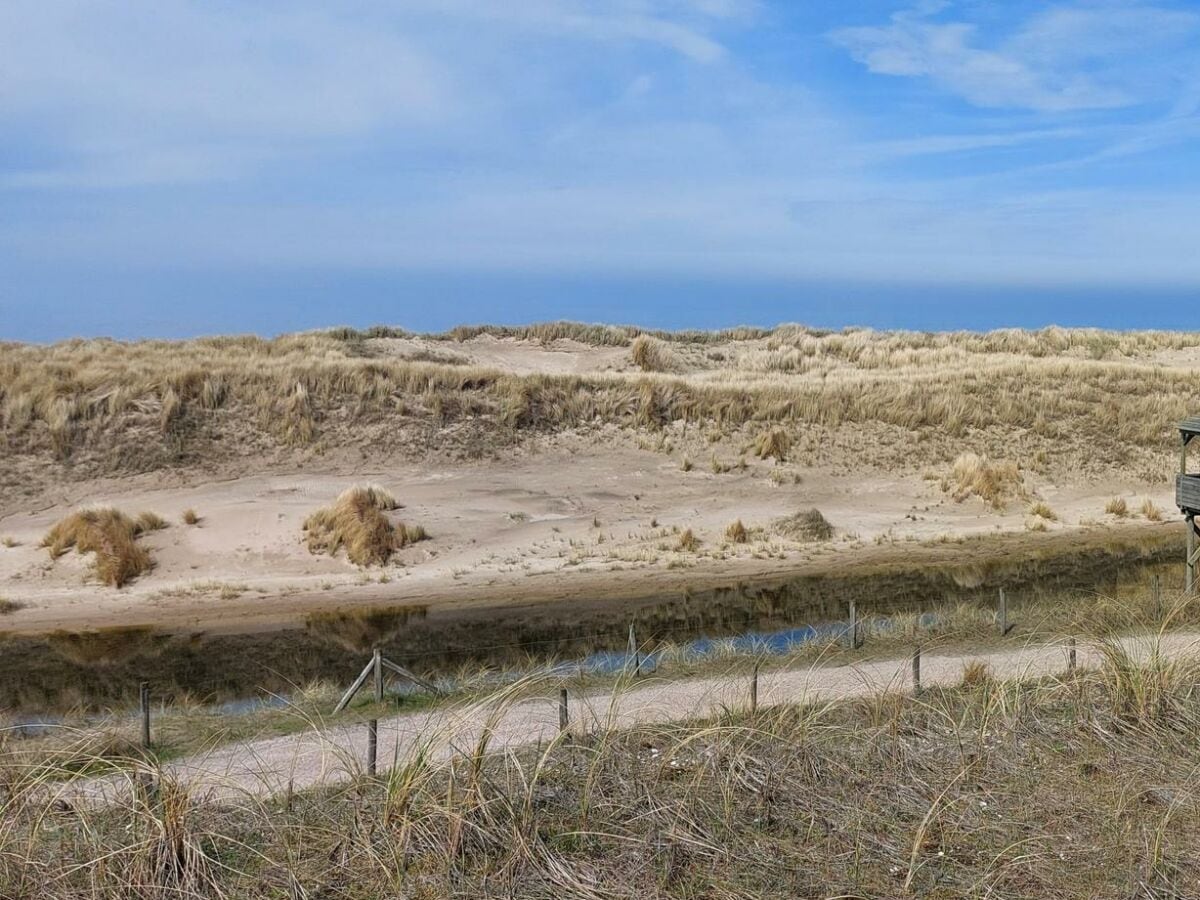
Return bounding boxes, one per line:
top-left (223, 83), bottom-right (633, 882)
top-left (753, 428), bottom-right (790, 462)
top-left (630, 334), bottom-right (681, 372)
top-left (41, 507), bottom-right (162, 587)
top-left (1106, 496), bottom-right (1129, 518)
top-left (181, 508), bottom-right (200, 525)
top-left (724, 519), bottom-right (748, 543)
top-left (1141, 498), bottom-right (1163, 521)
top-left (676, 528), bottom-right (700, 552)
top-left (944, 452), bottom-right (1024, 510)
top-left (1029, 501), bottom-right (1057, 521)
top-left (303, 485), bottom-right (426, 567)
top-left (774, 508), bottom-right (833, 541)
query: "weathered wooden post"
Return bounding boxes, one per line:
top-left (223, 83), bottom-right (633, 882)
top-left (998, 588), bottom-right (1008, 636)
top-left (750, 662), bottom-right (759, 714)
top-left (1154, 574), bottom-right (1163, 622)
top-left (367, 648), bottom-right (382, 776)
top-left (1067, 636), bottom-right (1077, 674)
top-left (559, 687), bottom-right (569, 732)
top-left (139, 681), bottom-right (151, 749)
top-left (912, 645), bottom-right (922, 696)
top-left (628, 623), bottom-right (641, 677)
top-left (847, 600), bottom-right (858, 650)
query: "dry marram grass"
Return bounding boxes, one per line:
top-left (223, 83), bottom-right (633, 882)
top-left (774, 508), bottom-right (834, 541)
top-left (303, 485), bottom-right (426, 567)
top-left (10, 629), bottom-right (1200, 897)
top-left (724, 519), bottom-right (748, 543)
top-left (5, 325), bottom-right (1200, 484)
top-left (944, 452), bottom-right (1024, 510)
top-left (1106, 496), bottom-right (1129, 518)
top-left (41, 507), bottom-right (162, 587)
top-left (1029, 501), bottom-right (1057, 521)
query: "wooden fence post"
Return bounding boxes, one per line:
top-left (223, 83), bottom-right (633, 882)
top-left (750, 662), bottom-right (759, 714)
top-left (367, 648), bottom-right (382, 777)
top-left (628, 623), bottom-right (641, 677)
top-left (1068, 636), bottom-right (1077, 675)
top-left (1154, 574), bottom-right (1163, 622)
top-left (998, 588), bottom-right (1008, 636)
top-left (559, 687), bottom-right (569, 732)
top-left (912, 645), bottom-right (921, 696)
top-left (847, 600), bottom-right (858, 650)
top-left (139, 681), bottom-right (151, 749)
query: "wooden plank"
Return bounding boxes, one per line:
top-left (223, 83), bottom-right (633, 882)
top-left (380, 657), bottom-right (440, 695)
top-left (334, 657), bottom-right (377, 713)
top-left (1177, 474), bottom-right (1200, 512)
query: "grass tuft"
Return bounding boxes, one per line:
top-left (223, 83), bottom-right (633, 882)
top-left (1106, 496), bottom-right (1129, 518)
top-left (303, 485), bottom-right (422, 567)
top-left (752, 428), bottom-right (790, 462)
top-left (630, 334), bottom-right (680, 372)
top-left (724, 519), bottom-right (748, 543)
top-left (41, 507), bottom-right (159, 587)
top-left (181, 508), bottom-right (200, 525)
top-left (774, 508), bottom-right (834, 541)
top-left (0, 596), bottom-right (25, 614)
top-left (677, 528), bottom-right (700, 552)
top-left (945, 452), bottom-right (1024, 510)
top-left (1029, 500), bottom-right (1057, 521)
top-left (1141, 498), bottom-right (1163, 521)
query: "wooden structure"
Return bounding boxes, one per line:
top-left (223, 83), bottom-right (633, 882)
top-left (1176, 417), bottom-right (1200, 592)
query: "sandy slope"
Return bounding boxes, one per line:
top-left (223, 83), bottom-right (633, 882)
top-left (0, 437), bottom-right (1175, 634)
top-left (66, 632), bottom-right (1200, 802)
top-left (0, 331), bottom-right (1186, 634)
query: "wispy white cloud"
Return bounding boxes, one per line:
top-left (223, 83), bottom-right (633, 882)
top-left (0, 0), bottom-right (745, 188)
top-left (831, 2), bottom-right (1200, 112)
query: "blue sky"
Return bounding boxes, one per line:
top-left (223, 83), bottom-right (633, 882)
top-left (4, 0), bottom-right (1200, 340)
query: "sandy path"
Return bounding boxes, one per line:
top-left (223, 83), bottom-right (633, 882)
top-left (67, 632), bottom-right (1200, 803)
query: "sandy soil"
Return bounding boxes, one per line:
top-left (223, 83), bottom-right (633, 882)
top-left (66, 632), bottom-right (1200, 802)
top-left (0, 333), bottom-right (1184, 635)
top-left (0, 436), bottom-right (1176, 635)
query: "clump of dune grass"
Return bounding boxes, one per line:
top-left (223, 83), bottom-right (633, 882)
top-left (41, 507), bottom-right (161, 587)
top-left (1141, 498), bottom-right (1163, 521)
top-left (629, 334), bottom-right (680, 372)
top-left (752, 428), bottom-right (790, 462)
top-left (0, 597), bottom-right (24, 614)
top-left (181, 508), bottom-right (200, 525)
top-left (1, 536), bottom-right (17, 548)
top-left (677, 528), bottom-right (699, 552)
top-left (1029, 500), bottom-right (1057, 521)
top-left (1106, 496), bottom-right (1129, 518)
top-left (960, 659), bottom-right (992, 688)
top-left (304, 485), bottom-right (424, 567)
top-left (774, 508), bottom-right (833, 541)
top-left (136, 511), bottom-right (168, 532)
top-left (944, 452), bottom-right (1024, 510)
top-left (724, 519), bottom-right (748, 543)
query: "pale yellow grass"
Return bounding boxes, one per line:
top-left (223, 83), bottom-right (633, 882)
top-left (3, 325), bottom-right (1200, 475)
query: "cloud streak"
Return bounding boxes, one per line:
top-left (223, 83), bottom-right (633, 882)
top-left (831, 2), bottom-right (1199, 112)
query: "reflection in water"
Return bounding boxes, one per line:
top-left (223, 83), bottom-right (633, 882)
top-left (45, 626), bottom-right (167, 668)
top-left (306, 605), bottom-right (429, 653)
top-left (0, 532), bottom-right (1183, 712)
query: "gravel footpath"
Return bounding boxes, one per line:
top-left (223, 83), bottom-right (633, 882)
top-left (66, 632), bottom-right (1200, 803)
